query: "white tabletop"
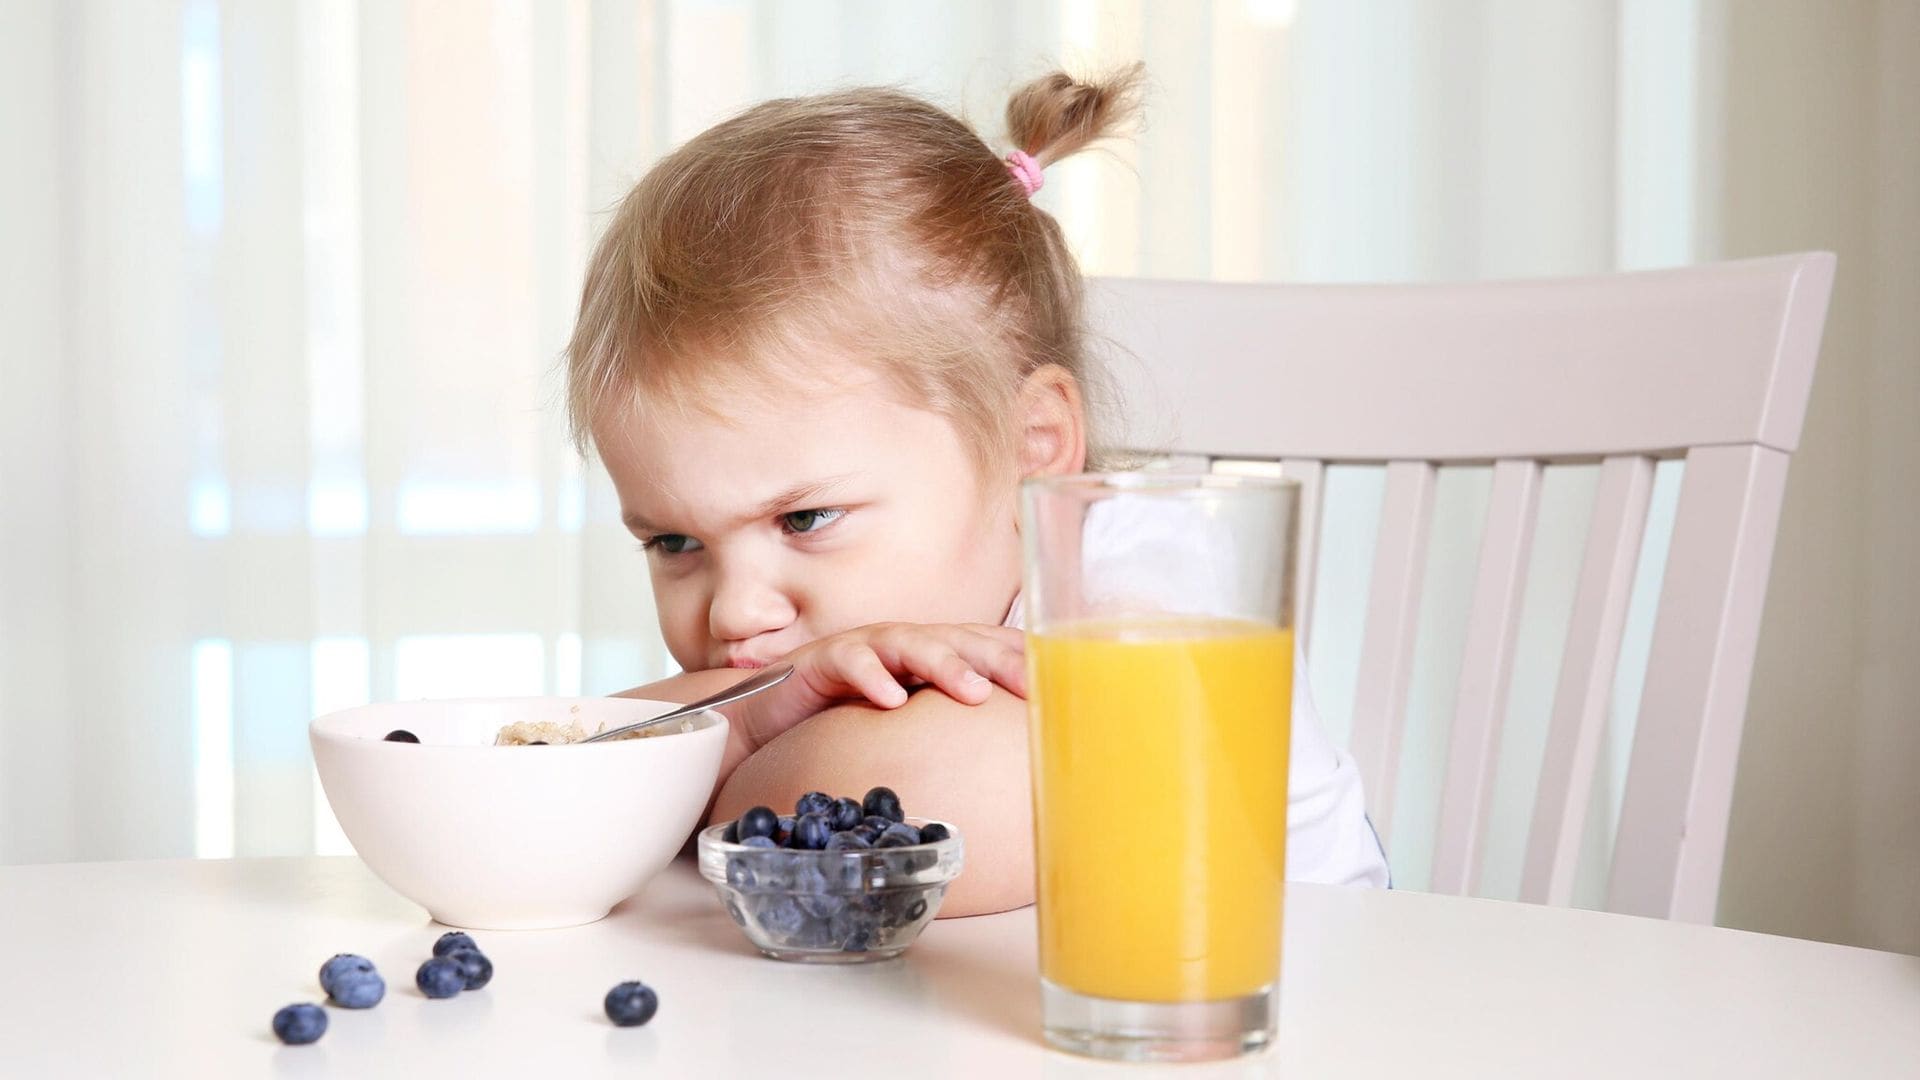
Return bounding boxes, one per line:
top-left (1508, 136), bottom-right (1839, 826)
top-left (1, 856), bottom-right (1914, 1078)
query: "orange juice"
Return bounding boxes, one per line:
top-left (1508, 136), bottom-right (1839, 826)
top-left (1028, 617), bottom-right (1291, 1002)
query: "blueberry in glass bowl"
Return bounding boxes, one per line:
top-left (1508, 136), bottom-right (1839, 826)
top-left (697, 806), bottom-right (963, 964)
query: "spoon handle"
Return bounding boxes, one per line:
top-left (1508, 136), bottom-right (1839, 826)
top-left (581, 663), bottom-right (794, 743)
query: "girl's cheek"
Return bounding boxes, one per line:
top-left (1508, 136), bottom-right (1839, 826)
top-left (650, 580), bottom-right (710, 651)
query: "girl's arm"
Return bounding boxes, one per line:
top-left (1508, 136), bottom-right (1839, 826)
top-left (613, 668), bottom-right (764, 794)
top-left (707, 687), bottom-right (1034, 918)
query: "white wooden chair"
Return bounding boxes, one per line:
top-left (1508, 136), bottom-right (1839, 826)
top-left (1088, 253), bottom-right (1835, 923)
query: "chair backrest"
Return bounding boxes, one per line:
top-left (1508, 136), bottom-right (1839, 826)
top-left (1088, 254), bottom-right (1834, 923)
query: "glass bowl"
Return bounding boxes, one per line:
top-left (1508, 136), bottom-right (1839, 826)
top-left (696, 818), bottom-right (964, 963)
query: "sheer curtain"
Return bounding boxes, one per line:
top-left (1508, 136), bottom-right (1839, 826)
top-left (1, 0), bottom-right (1702, 898)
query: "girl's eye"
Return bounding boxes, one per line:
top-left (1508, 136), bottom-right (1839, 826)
top-left (643, 534), bottom-right (703, 555)
top-left (781, 508), bottom-right (845, 535)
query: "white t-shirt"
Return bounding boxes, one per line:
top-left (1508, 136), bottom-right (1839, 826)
top-left (1007, 499), bottom-right (1391, 890)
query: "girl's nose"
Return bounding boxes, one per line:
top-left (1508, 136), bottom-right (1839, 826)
top-left (707, 569), bottom-right (797, 644)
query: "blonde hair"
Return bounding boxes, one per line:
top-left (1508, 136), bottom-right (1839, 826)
top-left (565, 64), bottom-right (1145, 476)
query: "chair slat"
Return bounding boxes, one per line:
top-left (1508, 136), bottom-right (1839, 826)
top-left (1608, 445), bottom-right (1791, 922)
top-left (1430, 459), bottom-right (1543, 895)
top-left (1280, 458), bottom-right (1325, 641)
top-left (1348, 460), bottom-right (1437, 841)
top-left (1520, 455), bottom-right (1656, 906)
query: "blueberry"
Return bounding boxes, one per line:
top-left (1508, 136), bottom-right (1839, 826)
top-left (604, 981), bottom-right (659, 1027)
top-left (272, 1003), bottom-right (327, 1045)
top-left (775, 815), bottom-right (796, 846)
top-left (446, 948), bottom-right (493, 990)
top-left (737, 805), bottom-right (778, 841)
top-left (791, 812), bottom-right (832, 850)
top-left (726, 855), bottom-right (756, 889)
top-left (862, 786), bottom-right (904, 823)
top-left (824, 830), bottom-right (871, 851)
top-left (791, 863), bottom-right (844, 919)
top-left (415, 957), bottom-right (465, 999)
top-left (876, 823), bottom-right (920, 848)
top-left (740, 835), bottom-right (777, 849)
top-left (828, 906), bottom-right (866, 946)
top-left (318, 953), bottom-right (373, 995)
top-left (432, 931), bottom-right (478, 958)
top-left (794, 791), bottom-right (833, 818)
top-left (918, 822), bottom-right (951, 844)
top-left (383, 729), bottom-right (419, 743)
top-left (826, 797), bottom-right (863, 831)
top-left (721, 820), bottom-right (739, 843)
top-left (757, 896), bottom-right (807, 943)
top-left (329, 969), bottom-right (385, 1009)
top-left (860, 815), bottom-right (893, 834)
top-left (906, 897), bottom-right (929, 921)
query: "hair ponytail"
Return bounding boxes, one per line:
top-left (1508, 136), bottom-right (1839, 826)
top-left (1004, 63), bottom-right (1146, 168)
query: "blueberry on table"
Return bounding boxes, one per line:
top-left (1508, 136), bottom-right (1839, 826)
top-left (382, 729), bottom-right (419, 743)
top-left (318, 953), bottom-right (373, 996)
top-left (605, 981), bottom-right (659, 1027)
top-left (824, 830), bottom-right (871, 851)
top-left (740, 835), bottom-right (777, 849)
top-left (736, 806), bottom-right (778, 842)
top-left (446, 948), bottom-right (493, 990)
top-left (795, 791), bottom-right (834, 818)
top-left (271, 1003), bottom-right (327, 1045)
top-left (918, 822), bottom-right (951, 844)
top-left (828, 797), bottom-right (863, 831)
top-left (432, 931), bottom-right (478, 958)
top-left (328, 969), bottom-right (385, 1009)
top-left (791, 812), bottom-right (833, 850)
top-left (862, 786), bottom-right (904, 823)
top-left (415, 957), bottom-right (466, 999)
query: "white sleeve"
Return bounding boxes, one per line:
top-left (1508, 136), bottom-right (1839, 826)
top-left (1286, 647), bottom-right (1391, 888)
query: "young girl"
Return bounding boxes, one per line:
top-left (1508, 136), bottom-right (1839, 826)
top-left (566, 65), bottom-right (1389, 917)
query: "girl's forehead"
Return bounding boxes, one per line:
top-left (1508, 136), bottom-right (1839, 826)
top-left (597, 374), bottom-right (978, 511)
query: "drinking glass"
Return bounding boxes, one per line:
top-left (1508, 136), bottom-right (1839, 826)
top-left (1021, 472), bottom-right (1298, 1062)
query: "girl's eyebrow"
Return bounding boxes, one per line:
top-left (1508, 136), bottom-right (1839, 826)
top-left (622, 473), bottom-right (859, 536)
top-left (748, 473), bottom-right (860, 521)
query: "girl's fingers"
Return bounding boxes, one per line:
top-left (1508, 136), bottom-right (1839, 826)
top-left (949, 628), bottom-right (1028, 697)
top-left (867, 626), bottom-right (1024, 703)
top-left (826, 640), bottom-right (909, 709)
top-left (901, 645), bottom-right (992, 705)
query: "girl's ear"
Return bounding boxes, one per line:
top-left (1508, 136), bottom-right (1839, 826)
top-left (1017, 365), bottom-right (1087, 479)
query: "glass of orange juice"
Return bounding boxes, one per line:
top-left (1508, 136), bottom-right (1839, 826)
top-left (1020, 472), bottom-right (1297, 1062)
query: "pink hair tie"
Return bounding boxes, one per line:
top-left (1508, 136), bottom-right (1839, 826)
top-left (1005, 150), bottom-right (1044, 197)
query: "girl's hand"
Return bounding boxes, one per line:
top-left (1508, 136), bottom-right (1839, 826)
top-left (729, 622), bottom-right (1027, 751)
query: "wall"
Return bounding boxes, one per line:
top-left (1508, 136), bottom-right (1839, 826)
top-left (1716, 0), bottom-right (1920, 954)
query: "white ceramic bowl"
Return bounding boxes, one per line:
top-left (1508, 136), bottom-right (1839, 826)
top-left (310, 697), bottom-right (727, 930)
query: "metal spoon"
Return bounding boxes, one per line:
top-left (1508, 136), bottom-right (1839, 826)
top-left (580, 662), bottom-right (794, 743)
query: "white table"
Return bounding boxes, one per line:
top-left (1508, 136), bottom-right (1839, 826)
top-left (2, 856), bottom-right (1914, 1078)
